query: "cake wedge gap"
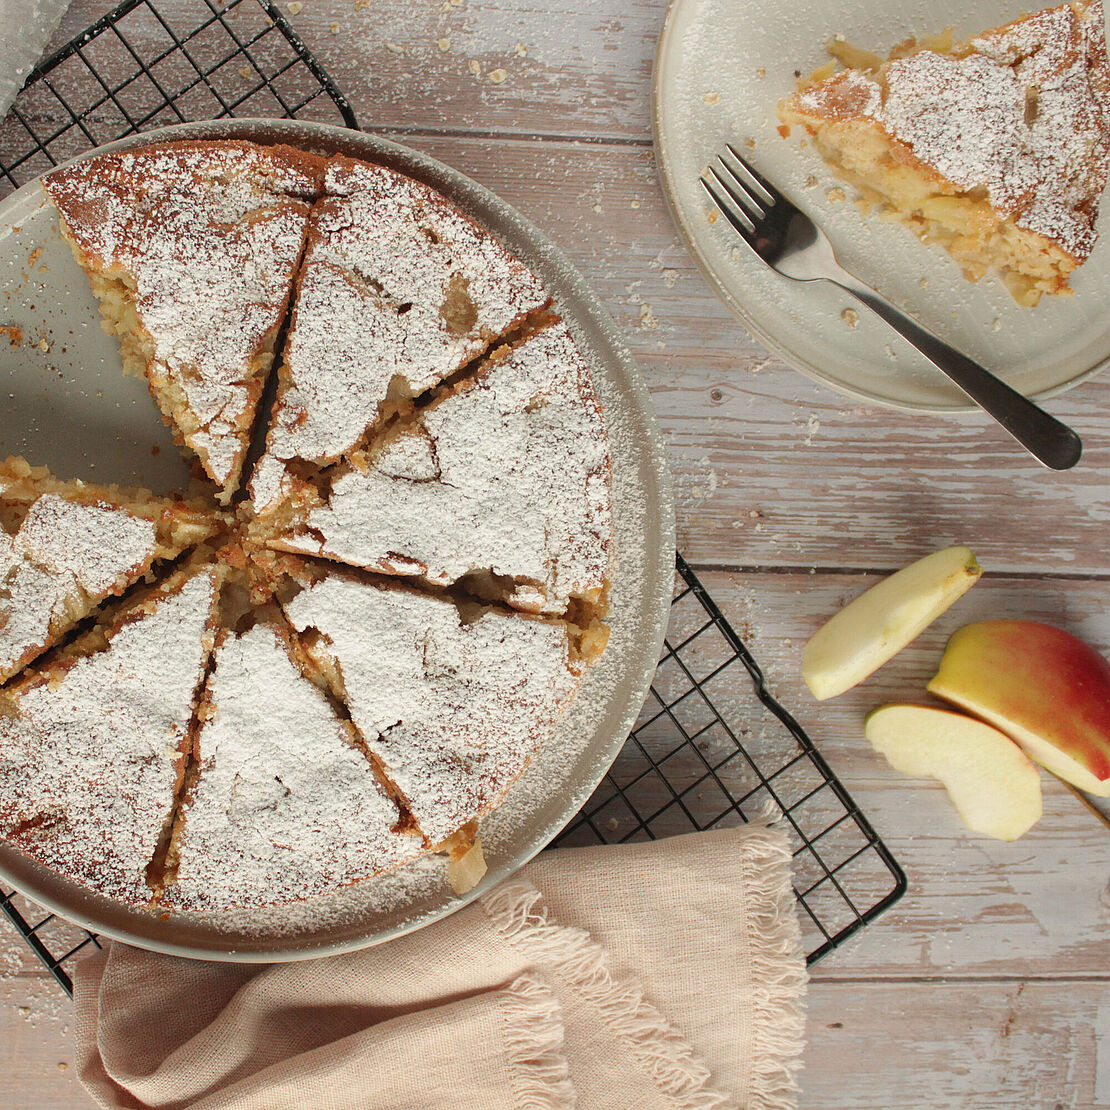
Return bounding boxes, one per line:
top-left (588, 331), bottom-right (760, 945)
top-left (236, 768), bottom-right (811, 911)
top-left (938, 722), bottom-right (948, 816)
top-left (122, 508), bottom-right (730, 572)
top-left (0, 563), bottom-right (224, 907)
top-left (253, 319), bottom-right (615, 644)
top-left (248, 153), bottom-right (552, 513)
top-left (0, 455), bottom-right (228, 684)
top-left (42, 140), bottom-right (328, 501)
top-left (279, 564), bottom-right (583, 848)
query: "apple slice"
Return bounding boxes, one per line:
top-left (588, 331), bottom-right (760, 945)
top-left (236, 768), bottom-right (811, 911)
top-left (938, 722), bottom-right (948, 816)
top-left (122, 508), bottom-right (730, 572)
top-left (802, 546), bottom-right (982, 700)
top-left (928, 621), bottom-right (1110, 797)
top-left (865, 704), bottom-right (1042, 841)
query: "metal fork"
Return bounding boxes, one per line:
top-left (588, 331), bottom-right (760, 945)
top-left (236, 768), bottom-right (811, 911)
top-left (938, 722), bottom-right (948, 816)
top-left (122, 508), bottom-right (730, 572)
top-left (702, 144), bottom-right (1082, 470)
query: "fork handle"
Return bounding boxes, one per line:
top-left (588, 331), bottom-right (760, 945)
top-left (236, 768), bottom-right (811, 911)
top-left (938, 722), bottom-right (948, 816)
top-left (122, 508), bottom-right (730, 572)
top-left (834, 277), bottom-right (1082, 470)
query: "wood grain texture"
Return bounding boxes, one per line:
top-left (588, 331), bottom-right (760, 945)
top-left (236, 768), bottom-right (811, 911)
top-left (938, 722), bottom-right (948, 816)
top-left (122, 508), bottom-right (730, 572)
top-left (1, 0), bottom-right (1108, 1107)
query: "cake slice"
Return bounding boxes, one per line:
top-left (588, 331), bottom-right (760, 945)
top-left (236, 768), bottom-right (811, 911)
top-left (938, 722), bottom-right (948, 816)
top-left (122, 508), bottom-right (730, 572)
top-left (162, 620), bottom-right (423, 915)
top-left (249, 154), bottom-right (551, 512)
top-left (259, 321), bottom-right (614, 637)
top-left (42, 140), bottom-right (326, 500)
top-left (0, 456), bottom-right (225, 683)
top-left (280, 569), bottom-right (581, 847)
top-left (0, 565), bottom-right (223, 907)
top-left (777, 0), bottom-right (1110, 304)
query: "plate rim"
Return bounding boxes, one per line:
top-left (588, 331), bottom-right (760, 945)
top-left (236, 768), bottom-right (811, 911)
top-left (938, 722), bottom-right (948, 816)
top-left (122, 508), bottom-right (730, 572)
top-left (651, 0), bottom-right (1110, 414)
top-left (0, 117), bottom-right (676, 962)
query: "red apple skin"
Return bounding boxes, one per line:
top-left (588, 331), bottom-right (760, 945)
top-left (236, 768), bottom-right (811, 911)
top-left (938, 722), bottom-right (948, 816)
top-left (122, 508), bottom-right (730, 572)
top-left (927, 621), bottom-right (1110, 789)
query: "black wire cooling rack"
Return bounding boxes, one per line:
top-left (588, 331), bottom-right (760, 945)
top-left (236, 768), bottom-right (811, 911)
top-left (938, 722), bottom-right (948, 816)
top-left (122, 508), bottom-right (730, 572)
top-left (0, 0), bottom-right (906, 996)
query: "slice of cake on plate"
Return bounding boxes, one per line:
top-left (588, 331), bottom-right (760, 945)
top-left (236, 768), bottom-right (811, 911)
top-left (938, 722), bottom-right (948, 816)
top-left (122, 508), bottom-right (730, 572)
top-left (280, 568), bottom-right (582, 848)
top-left (161, 619), bottom-right (423, 915)
top-left (249, 154), bottom-right (551, 512)
top-left (42, 140), bottom-right (326, 501)
top-left (0, 565), bottom-right (223, 906)
top-left (258, 320), bottom-right (614, 641)
top-left (0, 456), bottom-right (225, 683)
top-left (777, 0), bottom-right (1110, 304)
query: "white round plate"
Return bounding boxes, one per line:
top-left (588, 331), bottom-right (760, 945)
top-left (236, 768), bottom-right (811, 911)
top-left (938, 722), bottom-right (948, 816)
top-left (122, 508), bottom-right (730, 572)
top-left (654, 0), bottom-right (1110, 411)
top-left (0, 119), bottom-right (675, 960)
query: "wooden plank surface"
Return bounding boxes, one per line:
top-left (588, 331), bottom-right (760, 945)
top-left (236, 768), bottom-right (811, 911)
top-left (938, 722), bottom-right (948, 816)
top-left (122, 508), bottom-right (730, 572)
top-left (2, 0), bottom-right (1109, 1106)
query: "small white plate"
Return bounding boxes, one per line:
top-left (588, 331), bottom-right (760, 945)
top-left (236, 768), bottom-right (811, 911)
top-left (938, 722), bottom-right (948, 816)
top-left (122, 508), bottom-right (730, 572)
top-left (654, 0), bottom-right (1110, 411)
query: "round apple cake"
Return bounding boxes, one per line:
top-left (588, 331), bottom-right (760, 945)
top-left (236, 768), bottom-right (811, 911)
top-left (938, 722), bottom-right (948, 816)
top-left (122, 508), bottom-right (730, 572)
top-left (0, 138), bottom-right (615, 916)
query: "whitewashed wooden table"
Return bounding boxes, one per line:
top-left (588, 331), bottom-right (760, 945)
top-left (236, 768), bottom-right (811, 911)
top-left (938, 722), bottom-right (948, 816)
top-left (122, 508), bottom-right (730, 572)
top-left (2, 0), bottom-right (1109, 1106)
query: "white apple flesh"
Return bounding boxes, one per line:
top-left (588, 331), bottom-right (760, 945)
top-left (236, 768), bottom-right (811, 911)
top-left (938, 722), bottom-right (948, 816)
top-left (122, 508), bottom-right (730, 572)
top-left (865, 704), bottom-right (1042, 841)
top-left (802, 546), bottom-right (982, 700)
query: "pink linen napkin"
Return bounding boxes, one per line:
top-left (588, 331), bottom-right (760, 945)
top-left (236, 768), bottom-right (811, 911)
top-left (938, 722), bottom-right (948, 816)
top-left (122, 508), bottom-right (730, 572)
top-left (73, 825), bottom-right (807, 1110)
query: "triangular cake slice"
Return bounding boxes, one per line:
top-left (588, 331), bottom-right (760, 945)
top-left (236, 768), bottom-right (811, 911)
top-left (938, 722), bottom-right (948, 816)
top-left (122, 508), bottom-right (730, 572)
top-left (777, 0), bottom-right (1110, 304)
top-left (42, 140), bottom-right (326, 500)
top-left (0, 565), bottom-right (223, 906)
top-left (260, 321), bottom-right (614, 636)
top-left (162, 620), bottom-right (423, 915)
top-left (0, 456), bottom-right (226, 683)
top-left (281, 569), bottom-right (581, 847)
top-left (249, 154), bottom-right (551, 512)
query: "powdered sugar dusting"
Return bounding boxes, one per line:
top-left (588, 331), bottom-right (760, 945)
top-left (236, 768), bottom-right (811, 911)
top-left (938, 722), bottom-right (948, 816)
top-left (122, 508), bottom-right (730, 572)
top-left (798, 0), bottom-right (1110, 259)
top-left (0, 495), bottom-right (159, 681)
top-left (17, 495), bottom-right (157, 596)
top-left (167, 623), bottom-right (422, 915)
top-left (274, 321), bottom-right (614, 614)
top-left (42, 142), bottom-right (322, 491)
top-left (283, 576), bottom-right (581, 846)
top-left (256, 155), bottom-right (550, 481)
top-left (0, 568), bottom-right (221, 906)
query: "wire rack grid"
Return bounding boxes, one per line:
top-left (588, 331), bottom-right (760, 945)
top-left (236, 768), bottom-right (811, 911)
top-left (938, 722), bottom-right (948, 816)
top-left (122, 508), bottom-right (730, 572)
top-left (0, 0), bottom-right (905, 996)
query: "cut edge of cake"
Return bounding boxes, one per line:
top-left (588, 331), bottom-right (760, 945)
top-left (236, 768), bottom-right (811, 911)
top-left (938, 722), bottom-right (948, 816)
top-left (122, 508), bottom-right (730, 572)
top-left (42, 140), bottom-right (327, 503)
top-left (776, 0), bottom-right (1110, 305)
top-left (246, 317), bottom-right (614, 662)
top-left (0, 455), bottom-right (229, 684)
top-left (274, 559), bottom-right (584, 850)
top-left (0, 561), bottom-right (225, 907)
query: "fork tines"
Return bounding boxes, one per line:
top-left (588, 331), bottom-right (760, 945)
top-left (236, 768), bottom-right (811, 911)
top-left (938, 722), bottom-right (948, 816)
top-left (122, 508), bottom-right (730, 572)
top-left (701, 143), bottom-right (783, 236)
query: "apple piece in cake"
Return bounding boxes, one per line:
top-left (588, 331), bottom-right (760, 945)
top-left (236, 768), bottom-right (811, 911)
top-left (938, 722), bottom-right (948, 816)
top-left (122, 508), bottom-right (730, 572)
top-left (42, 140), bottom-right (326, 501)
top-left (0, 565), bottom-right (223, 906)
top-left (0, 455), bottom-right (226, 683)
top-left (777, 0), bottom-right (1110, 305)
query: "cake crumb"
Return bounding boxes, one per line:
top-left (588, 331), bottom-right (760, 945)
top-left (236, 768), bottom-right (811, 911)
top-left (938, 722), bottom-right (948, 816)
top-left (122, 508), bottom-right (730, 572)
top-left (827, 187), bottom-right (847, 203)
top-left (385, 40), bottom-right (404, 54)
top-left (468, 59), bottom-right (481, 76)
top-left (638, 303), bottom-right (658, 330)
top-left (287, 1), bottom-right (302, 12)
top-left (238, 65), bottom-right (251, 80)
top-left (703, 91), bottom-right (721, 105)
top-left (515, 42), bottom-right (527, 56)
top-left (330, 21), bottom-right (339, 32)
top-left (28, 248), bottom-right (41, 267)
top-left (437, 37), bottom-right (450, 51)
top-left (488, 67), bottom-right (508, 84)
top-left (0, 325), bottom-right (21, 347)
top-left (630, 199), bottom-right (640, 209)
top-left (991, 317), bottom-right (1002, 331)
top-left (841, 308), bottom-right (859, 328)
